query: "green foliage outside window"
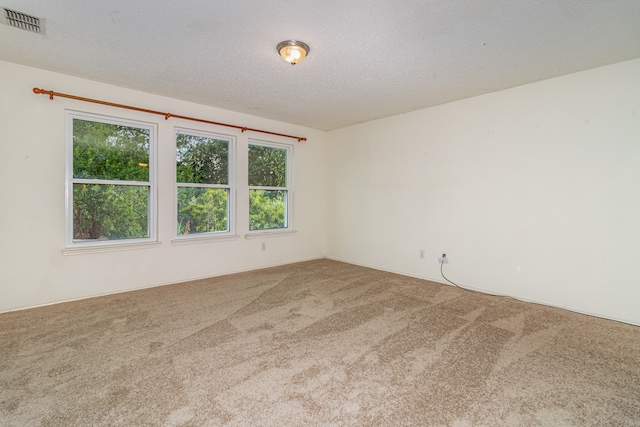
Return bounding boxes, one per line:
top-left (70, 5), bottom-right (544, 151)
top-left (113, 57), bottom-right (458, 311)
top-left (72, 119), bottom-right (151, 241)
top-left (248, 145), bottom-right (286, 187)
top-left (177, 187), bottom-right (228, 234)
top-left (248, 144), bottom-right (288, 230)
top-left (176, 134), bottom-right (228, 185)
top-left (249, 190), bottom-right (285, 230)
top-left (71, 121), bottom-right (289, 240)
top-left (176, 133), bottom-right (230, 235)
top-left (73, 120), bottom-right (149, 181)
top-left (73, 184), bottom-right (148, 240)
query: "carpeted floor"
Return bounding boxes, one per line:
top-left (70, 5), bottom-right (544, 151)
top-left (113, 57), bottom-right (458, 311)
top-left (1, 259), bottom-right (639, 426)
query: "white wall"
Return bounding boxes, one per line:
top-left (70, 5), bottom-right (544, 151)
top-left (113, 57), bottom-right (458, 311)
top-left (0, 60), bottom-right (327, 312)
top-left (2, 58), bottom-right (640, 325)
top-left (326, 59), bottom-right (640, 325)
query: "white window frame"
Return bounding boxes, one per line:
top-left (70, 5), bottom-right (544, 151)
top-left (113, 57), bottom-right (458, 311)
top-left (247, 139), bottom-right (293, 236)
top-left (173, 128), bottom-right (237, 242)
top-left (64, 111), bottom-right (158, 251)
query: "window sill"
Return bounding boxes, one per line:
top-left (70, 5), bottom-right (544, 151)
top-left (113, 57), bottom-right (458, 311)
top-left (62, 240), bottom-right (162, 256)
top-left (171, 233), bottom-right (241, 246)
top-left (244, 229), bottom-right (297, 239)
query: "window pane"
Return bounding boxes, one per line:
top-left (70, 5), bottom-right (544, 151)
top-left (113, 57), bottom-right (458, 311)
top-left (177, 187), bottom-right (228, 234)
top-left (176, 134), bottom-right (229, 185)
top-left (73, 119), bottom-right (149, 181)
top-left (249, 190), bottom-right (286, 230)
top-left (73, 184), bottom-right (149, 241)
top-left (248, 145), bottom-right (286, 187)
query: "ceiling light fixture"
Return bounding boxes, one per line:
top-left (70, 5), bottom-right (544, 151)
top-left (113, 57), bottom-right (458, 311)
top-left (277, 40), bottom-right (310, 65)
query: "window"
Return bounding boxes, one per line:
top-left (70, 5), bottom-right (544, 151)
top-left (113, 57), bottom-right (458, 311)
top-left (176, 130), bottom-right (234, 236)
top-left (248, 141), bottom-right (292, 231)
top-left (66, 112), bottom-right (156, 247)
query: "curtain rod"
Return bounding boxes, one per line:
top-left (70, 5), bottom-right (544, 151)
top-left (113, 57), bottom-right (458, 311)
top-left (32, 88), bottom-right (307, 142)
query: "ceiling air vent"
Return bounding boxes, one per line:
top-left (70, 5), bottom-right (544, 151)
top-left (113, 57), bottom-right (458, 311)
top-left (2, 7), bottom-right (44, 34)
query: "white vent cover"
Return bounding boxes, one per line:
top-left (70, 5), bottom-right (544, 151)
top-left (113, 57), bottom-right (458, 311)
top-left (2, 7), bottom-right (44, 34)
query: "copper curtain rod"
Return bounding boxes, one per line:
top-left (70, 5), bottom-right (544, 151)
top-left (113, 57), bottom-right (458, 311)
top-left (33, 88), bottom-right (307, 142)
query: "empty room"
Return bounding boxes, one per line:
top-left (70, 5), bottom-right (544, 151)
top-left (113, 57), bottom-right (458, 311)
top-left (1, 1), bottom-right (639, 425)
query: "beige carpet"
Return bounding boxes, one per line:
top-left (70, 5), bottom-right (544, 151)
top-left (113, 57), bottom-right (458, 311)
top-left (1, 259), bottom-right (639, 426)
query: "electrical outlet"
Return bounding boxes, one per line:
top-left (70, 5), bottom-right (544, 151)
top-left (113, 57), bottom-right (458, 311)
top-left (261, 242), bottom-right (267, 251)
top-left (438, 253), bottom-right (449, 264)
top-left (419, 249), bottom-right (425, 259)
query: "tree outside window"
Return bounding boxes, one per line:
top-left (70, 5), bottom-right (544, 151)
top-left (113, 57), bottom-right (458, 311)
top-left (248, 142), bottom-right (291, 230)
top-left (67, 113), bottom-right (156, 245)
top-left (176, 131), bottom-right (233, 236)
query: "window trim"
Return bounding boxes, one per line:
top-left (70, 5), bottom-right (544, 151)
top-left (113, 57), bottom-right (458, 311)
top-left (65, 111), bottom-right (158, 249)
top-left (247, 139), bottom-right (293, 235)
top-left (173, 127), bottom-right (236, 241)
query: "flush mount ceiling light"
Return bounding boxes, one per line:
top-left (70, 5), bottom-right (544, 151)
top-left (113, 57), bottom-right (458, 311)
top-left (277, 40), bottom-right (310, 65)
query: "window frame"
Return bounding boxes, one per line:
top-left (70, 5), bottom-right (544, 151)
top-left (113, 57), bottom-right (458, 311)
top-left (247, 139), bottom-right (293, 234)
top-left (65, 111), bottom-right (158, 250)
top-left (173, 128), bottom-right (236, 241)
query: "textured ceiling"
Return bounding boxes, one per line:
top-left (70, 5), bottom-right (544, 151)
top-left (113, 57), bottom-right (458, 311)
top-left (1, 1), bottom-right (639, 131)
